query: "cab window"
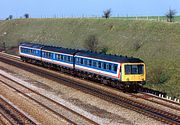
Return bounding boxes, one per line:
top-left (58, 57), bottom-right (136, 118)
top-left (138, 65), bottom-right (144, 74)
top-left (125, 65), bottom-right (131, 74)
top-left (125, 64), bottom-right (144, 74)
top-left (132, 65), bottom-right (138, 74)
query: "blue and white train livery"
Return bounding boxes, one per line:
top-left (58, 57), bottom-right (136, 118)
top-left (19, 42), bottom-right (146, 91)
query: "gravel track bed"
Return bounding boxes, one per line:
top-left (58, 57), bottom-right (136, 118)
top-left (0, 95), bottom-right (39, 125)
top-left (0, 81), bottom-right (71, 125)
top-left (0, 75), bottom-right (97, 125)
top-left (0, 61), bottom-right (165, 125)
top-left (0, 114), bottom-right (12, 125)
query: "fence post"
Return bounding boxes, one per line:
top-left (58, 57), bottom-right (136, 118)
top-left (158, 16), bottom-right (160, 21)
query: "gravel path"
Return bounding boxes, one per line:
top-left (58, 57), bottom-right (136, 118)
top-left (0, 61), bottom-right (164, 125)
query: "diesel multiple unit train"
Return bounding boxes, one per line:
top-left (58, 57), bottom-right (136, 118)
top-left (19, 42), bottom-right (146, 91)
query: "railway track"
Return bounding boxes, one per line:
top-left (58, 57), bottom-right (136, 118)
top-left (0, 53), bottom-right (180, 125)
top-left (0, 96), bottom-right (38, 125)
top-left (131, 93), bottom-right (180, 111)
top-left (0, 74), bottom-right (98, 125)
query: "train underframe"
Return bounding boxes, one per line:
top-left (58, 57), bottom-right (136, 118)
top-left (20, 56), bottom-right (141, 92)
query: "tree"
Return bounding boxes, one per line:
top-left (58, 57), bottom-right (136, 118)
top-left (9, 15), bottom-right (13, 20)
top-left (102, 9), bottom-right (111, 19)
top-left (84, 34), bottom-right (99, 52)
top-left (165, 9), bottom-right (177, 22)
top-left (24, 13), bottom-right (29, 19)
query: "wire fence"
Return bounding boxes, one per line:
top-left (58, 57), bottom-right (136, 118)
top-left (35, 14), bottom-right (180, 22)
top-left (1, 14), bottom-right (180, 22)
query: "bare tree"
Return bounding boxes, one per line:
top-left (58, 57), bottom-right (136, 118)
top-left (165, 9), bottom-right (177, 22)
top-left (24, 13), bottom-right (29, 19)
top-left (102, 9), bottom-right (111, 19)
top-left (84, 34), bottom-right (99, 52)
top-left (9, 15), bottom-right (13, 20)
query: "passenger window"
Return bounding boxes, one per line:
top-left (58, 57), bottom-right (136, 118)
top-left (84, 59), bottom-right (87, 65)
top-left (64, 56), bottom-right (67, 61)
top-left (80, 58), bottom-right (83, 64)
top-left (98, 61), bottom-right (101, 68)
top-left (58, 55), bottom-right (61, 60)
top-left (67, 56), bottom-right (70, 62)
top-left (113, 65), bottom-right (117, 72)
top-left (103, 63), bottom-right (106, 69)
top-left (108, 64), bottom-right (112, 70)
top-left (89, 60), bottom-right (92, 66)
top-left (76, 58), bottom-right (79, 64)
top-left (70, 57), bottom-right (73, 62)
top-left (93, 61), bottom-right (96, 67)
top-left (61, 55), bottom-right (63, 60)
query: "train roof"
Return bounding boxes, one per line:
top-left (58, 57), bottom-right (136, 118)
top-left (19, 42), bottom-right (144, 63)
top-left (76, 51), bottom-right (144, 63)
top-left (20, 42), bottom-right (77, 55)
top-left (20, 42), bottom-right (44, 49)
top-left (42, 45), bottom-right (78, 55)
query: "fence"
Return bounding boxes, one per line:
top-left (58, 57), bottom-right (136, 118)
top-left (1, 14), bottom-right (180, 22)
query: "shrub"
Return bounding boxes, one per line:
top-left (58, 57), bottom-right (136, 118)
top-left (84, 34), bottom-right (99, 52)
top-left (132, 42), bottom-right (142, 51)
top-left (148, 66), bottom-right (169, 84)
top-left (100, 46), bottom-right (108, 54)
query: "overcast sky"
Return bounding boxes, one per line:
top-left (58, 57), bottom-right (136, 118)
top-left (1, 0), bottom-right (179, 19)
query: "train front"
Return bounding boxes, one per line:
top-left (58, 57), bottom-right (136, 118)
top-left (121, 63), bottom-right (146, 86)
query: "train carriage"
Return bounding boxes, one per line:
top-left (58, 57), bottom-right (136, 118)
top-left (41, 46), bottom-right (77, 69)
top-left (19, 42), bottom-right (44, 62)
top-left (74, 51), bottom-right (146, 89)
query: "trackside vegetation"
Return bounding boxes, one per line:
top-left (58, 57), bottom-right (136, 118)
top-left (0, 18), bottom-right (179, 98)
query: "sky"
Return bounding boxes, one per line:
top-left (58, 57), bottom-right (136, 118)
top-left (0, 0), bottom-right (180, 19)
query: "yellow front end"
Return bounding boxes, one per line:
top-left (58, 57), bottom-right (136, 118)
top-left (121, 63), bottom-right (146, 84)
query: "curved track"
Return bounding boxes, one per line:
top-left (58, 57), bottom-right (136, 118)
top-left (0, 53), bottom-right (180, 125)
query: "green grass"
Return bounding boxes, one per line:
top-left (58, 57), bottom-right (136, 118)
top-left (0, 18), bottom-right (179, 98)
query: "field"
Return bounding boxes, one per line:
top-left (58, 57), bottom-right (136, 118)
top-left (0, 18), bottom-right (179, 98)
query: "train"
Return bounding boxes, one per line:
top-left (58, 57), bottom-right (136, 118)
top-left (19, 42), bottom-right (146, 91)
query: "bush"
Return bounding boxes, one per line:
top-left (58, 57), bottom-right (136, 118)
top-left (132, 42), bottom-right (142, 51)
top-left (84, 34), bottom-right (99, 52)
top-left (100, 46), bottom-right (108, 54)
top-left (148, 66), bottom-right (169, 84)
